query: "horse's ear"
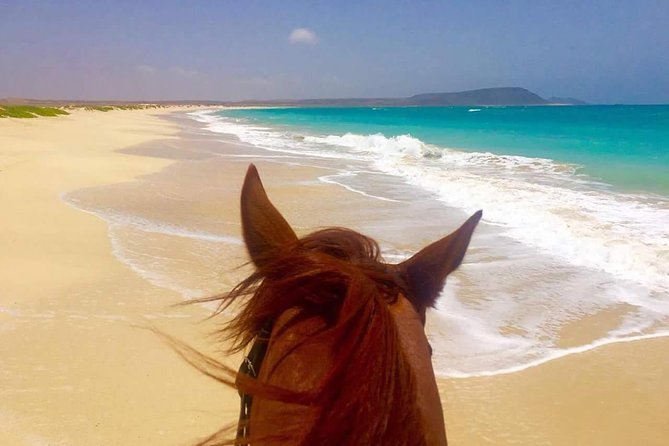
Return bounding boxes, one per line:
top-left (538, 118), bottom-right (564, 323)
top-left (240, 164), bottom-right (298, 267)
top-left (397, 210), bottom-right (482, 308)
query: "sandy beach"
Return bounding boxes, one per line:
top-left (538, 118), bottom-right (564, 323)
top-left (0, 109), bottom-right (237, 445)
top-left (1, 109), bottom-right (668, 445)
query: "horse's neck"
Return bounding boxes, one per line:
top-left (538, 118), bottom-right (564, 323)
top-left (389, 296), bottom-right (448, 446)
top-left (249, 300), bottom-right (447, 446)
top-left (249, 308), bottom-right (333, 444)
top-left (258, 308), bottom-right (332, 391)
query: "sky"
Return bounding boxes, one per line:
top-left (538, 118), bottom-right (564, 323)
top-left (1, 0), bottom-right (667, 103)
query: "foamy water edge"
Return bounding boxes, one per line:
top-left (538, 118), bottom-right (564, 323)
top-left (56, 109), bottom-right (668, 379)
top-left (188, 109), bottom-right (669, 377)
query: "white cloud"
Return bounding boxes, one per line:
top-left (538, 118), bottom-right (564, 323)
top-left (288, 28), bottom-right (319, 45)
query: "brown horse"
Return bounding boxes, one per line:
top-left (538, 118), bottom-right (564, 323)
top-left (188, 164), bottom-right (481, 445)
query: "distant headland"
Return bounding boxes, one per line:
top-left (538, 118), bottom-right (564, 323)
top-left (1, 87), bottom-right (586, 110)
top-left (214, 87), bottom-right (587, 107)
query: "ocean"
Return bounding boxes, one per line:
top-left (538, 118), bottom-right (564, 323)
top-left (215, 105), bottom-right (669, 195)
top-left (66, 105), bottom-right (669, 378)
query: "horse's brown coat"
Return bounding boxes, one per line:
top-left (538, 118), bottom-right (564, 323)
top-left (201, 165), bottom-right (481, 445)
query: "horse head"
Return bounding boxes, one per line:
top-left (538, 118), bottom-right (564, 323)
top-left (225, 164), bottom-right (481, 445)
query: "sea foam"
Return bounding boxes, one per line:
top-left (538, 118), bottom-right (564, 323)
top-left (191, 110), bottom-right (669, 377)
top-left (198, 112), bottom-right (669, 296)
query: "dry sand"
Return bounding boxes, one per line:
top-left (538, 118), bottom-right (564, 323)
top-left (0, 109), bottom-right (237, 445)
top-left (1, 109), bottom-right (668, 445)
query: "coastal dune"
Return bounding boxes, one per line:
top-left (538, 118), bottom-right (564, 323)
top-left (1, 109), bottom-right (667, 445)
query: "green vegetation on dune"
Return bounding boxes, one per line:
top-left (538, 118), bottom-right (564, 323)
top-left (0, 105), bottom-right (69, 118)
top-left (77, 104), bottom-right (164, 112)
top-left (83, 105), bottom-right (115, 112)
top-left (0, 102), bottom-right (168, 119)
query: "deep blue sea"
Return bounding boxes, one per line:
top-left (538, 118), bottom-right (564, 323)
top-left (182, 105), bottom-right (669, 376)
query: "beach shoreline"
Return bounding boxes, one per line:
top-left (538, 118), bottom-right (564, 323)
top-left (1, 108), bottom-right (667, 445)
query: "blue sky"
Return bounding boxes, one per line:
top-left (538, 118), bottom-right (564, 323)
top-left (1, 0), bottom-right (667, 103)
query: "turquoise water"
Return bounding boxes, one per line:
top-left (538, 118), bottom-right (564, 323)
top-left (184, 108), bottom-right (669, 375)
top-left (59, 107), bottom-right (669, 378)
top-left (203, 104), bottom-right (669, 297)
top-left (218, 105), bottom-right (669, 195)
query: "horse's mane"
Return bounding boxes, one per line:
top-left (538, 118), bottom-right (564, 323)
top-left (190, 227), bottom-right (426, 445)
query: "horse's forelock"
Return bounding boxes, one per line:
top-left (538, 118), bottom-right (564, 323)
top-left (209, 227), bottom-right (426, 445)
top-left (299, 227), bottom-right (382, 262)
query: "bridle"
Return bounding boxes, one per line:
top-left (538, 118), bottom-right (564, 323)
top-left (236, 320), bottom-right (274, 444)
top-left (234, 269), bottom-right (413, 443)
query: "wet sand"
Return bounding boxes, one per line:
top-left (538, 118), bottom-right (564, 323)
top-left (441, 336), bottom-right (669, 445)
top-left (1, 109), bottom-right (668, 445)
